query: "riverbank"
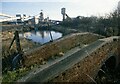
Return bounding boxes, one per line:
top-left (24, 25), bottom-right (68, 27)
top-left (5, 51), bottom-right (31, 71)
top-left (1, 24), bottom-right (81, 59)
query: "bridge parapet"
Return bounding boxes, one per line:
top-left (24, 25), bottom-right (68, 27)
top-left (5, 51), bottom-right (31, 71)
top-left (17, 35), bottom-right (120, 83)
top-left (50, 36), bottom-right (120, 82)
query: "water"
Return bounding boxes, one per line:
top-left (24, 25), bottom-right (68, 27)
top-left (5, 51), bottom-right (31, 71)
top-left (19, 30), bottom-right (62, 44)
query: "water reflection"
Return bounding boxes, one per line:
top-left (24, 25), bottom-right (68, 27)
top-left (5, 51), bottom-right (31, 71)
top-left (19, 30), bottom-right (62, 44)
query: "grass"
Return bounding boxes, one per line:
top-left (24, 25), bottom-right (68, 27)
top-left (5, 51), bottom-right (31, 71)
top-left (2, 63), bottom-right (42, 83)
top-left (2, 67), bottom-right (28, 83)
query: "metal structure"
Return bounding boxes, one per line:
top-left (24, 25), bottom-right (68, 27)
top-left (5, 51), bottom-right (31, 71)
top-left (0, 13), bottom-right (36, 23)
top-left (61, 8), bottom-right (71, 21)
top-left (0, 13), bottom-right (15, 18)
top-left (61, 8), bottom-right (66, 21)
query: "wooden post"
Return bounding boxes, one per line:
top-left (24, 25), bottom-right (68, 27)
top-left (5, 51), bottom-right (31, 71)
top-left (47, 22), bottom-right (53, 42)
top-left (9, 30), bottom-right (23, 70)
top-left (9, 35), bottom-right (16, 50)
top-left (50, 31), bottom-right (53, 42)
top-left (15, 30), bottom-right (22, 54)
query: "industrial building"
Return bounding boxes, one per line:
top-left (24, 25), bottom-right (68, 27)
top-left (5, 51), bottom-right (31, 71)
top-left (1, 9), bottom-right (61, 26)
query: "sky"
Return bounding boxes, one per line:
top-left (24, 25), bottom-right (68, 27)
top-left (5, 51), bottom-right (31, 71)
top-left (1, 0), bottom-right (120, 20)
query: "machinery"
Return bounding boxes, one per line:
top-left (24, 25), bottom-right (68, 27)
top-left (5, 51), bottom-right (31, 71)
top-left (61, 8), bottom-right (71, 21)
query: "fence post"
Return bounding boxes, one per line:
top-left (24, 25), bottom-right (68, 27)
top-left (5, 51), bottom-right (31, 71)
top-left (15, 30), bottom-right (22, 54)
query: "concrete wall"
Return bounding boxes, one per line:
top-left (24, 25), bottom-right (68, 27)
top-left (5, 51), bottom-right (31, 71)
top-left (50, 39), bottom-right (119, 82)
top-left (23, 33), bottom-right (103, 67)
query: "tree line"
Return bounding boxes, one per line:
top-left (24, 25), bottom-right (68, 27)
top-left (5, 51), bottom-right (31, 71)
top-left (60, 9), bottom-right (120, 37)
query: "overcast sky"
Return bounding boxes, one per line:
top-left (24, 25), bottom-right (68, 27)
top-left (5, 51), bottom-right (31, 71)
top-left (1, 0), bottom-right (120, 20)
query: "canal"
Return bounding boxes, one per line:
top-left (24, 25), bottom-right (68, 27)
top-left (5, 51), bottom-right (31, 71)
top-left (19, 30), bottom-right (62, 44)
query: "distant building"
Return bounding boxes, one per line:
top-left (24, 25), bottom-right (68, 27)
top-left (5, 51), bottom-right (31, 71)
top-left (39, 10), bottom-right (44, 22)
top-left (35, 17), bottom-right (39, 24)
top-left (23, 14), bottom-right (26, 21)
top-left (16, 14), bottom-right (22, 24)
top-left (44, 17), bottom-right (49, 22)
top-left (27, 17), bottom-right (35, 26)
